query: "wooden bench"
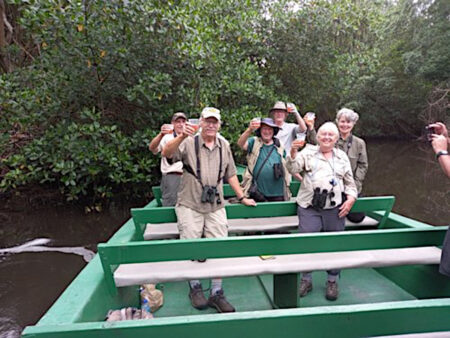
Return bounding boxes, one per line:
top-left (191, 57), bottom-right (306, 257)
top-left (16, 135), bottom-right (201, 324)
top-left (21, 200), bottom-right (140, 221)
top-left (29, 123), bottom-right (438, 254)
top-left (98, 226), bottom-right (447, 308)
top-left (132, 196), bottom-right (395, 241)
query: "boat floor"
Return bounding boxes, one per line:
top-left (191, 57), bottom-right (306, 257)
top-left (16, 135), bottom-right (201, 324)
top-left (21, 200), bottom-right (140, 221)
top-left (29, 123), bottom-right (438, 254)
top-left (153, 268), bottom-right (416, 317)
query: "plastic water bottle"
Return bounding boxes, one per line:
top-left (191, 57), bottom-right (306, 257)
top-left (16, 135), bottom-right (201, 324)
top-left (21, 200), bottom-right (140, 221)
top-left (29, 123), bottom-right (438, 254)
top-left (141, 298), bottom-right (151, 314)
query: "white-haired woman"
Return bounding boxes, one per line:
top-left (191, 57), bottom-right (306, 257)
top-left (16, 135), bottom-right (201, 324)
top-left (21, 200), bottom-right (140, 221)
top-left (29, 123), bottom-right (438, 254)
top-left (335, 108), bottom-right (368, 222)
top-left (287, 122), bottom-right (358, 302)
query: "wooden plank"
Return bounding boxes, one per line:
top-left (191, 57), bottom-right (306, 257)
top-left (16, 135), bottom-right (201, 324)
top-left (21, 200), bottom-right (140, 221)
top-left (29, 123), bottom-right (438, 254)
top-left (22, 299), bottom-right (450, 338)
top-left (99, 227), bottom-right (447, 265)
top-left (151, 186), bottom-right (162, 207)
top-left (131, 196), bottom-right (395, 237)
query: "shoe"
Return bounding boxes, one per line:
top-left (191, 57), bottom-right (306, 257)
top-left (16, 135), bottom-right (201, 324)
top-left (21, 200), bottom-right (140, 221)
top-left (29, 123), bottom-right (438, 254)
top-left (189, 284), bottom-right (209, 310)
top-left (208, 290), bottom-right (236, 313)
top-left (325, 281), bottom-right (338, 301)
top-left (299, 279), bottom-right (313, 297)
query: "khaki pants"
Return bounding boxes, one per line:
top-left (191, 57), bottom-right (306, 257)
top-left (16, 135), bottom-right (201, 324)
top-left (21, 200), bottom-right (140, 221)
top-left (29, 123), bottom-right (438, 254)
top-left (175, 205), bottom-right (228, 239)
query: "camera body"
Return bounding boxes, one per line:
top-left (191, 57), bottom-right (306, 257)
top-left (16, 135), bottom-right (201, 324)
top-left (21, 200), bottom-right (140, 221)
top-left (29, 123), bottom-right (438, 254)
top-left (273, 163), bottom-right (283, 180)
top-left (424, 126), bottom-right (435, 142)
top-left (312, 188), bottom-right (328, 210)
top-left (201, 185), bottom-right (221, 204)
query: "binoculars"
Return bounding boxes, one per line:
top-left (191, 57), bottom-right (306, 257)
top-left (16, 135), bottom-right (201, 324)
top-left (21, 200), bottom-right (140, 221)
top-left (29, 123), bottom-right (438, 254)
top-left (201, 185), bottom-right (221, 204)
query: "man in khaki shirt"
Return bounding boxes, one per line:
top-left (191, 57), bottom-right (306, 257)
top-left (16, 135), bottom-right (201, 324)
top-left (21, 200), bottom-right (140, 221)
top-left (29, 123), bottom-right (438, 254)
top-left (163, 107), bottom-right (256, 313)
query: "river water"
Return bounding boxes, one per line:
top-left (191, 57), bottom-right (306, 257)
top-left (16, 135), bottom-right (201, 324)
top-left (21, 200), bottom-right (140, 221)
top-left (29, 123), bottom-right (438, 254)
top-left (0, 140), bottom-right (449, 337)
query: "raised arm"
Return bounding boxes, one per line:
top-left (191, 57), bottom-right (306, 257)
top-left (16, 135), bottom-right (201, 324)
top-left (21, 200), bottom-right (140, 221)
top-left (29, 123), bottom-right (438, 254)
top-left (162, 124), bottom-right (195, 158)
top-left (287, 103), bottom-right (307, 133)
top-left (237, 119), bottom-right (260, 151)
top-left (432, 134), bottom-right (450, 178)
top-left (149, 124), bottom-right (172, 154)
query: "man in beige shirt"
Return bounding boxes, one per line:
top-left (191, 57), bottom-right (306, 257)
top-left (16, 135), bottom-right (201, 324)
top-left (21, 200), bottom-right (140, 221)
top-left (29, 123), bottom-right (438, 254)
top-left (163, 107), bottom-right (256, 313)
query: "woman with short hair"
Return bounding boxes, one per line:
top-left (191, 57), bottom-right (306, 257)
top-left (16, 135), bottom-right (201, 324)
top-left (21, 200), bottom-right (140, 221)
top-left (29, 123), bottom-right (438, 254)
top-left (335, 108), bottom-right (368, 222)
top-left (287, 122), bottom-right (358, 301)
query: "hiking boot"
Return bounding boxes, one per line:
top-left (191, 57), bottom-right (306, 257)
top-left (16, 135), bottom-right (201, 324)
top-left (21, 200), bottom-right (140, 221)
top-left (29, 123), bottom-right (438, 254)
top-left (208, 290), bottom-right (236, 313)
top-left (189, 284), bottom-right (208, 310)
top-left (299, 279), bottom-right (313, 297)
top-left (325, 281), bottom-right (338, 301)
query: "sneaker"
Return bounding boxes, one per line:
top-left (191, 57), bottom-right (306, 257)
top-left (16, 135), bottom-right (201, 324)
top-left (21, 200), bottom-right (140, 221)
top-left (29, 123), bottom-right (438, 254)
top-left (208, 290), bottom-right (236, 313)
top-left (189, 284), bottom-right (208, 310)
top-left (325, 281), bottom-right (338, 301)
top-left (299, 279), bottom-right (313, 297)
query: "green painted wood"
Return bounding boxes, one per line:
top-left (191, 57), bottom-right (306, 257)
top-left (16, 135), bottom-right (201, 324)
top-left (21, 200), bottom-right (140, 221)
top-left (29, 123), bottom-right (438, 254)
top-left (375, 264), bottom-right (450, 299)
top-left (23, 299), bottom-right (450, 338)
top-left (98, 227), bottom-right (447, 265)
top-left (273, 273), bottom-right (300, 308)
top-left (151, 186), bottom-right (162, 207)
top-left (131, 196), bottom-right (396, 237)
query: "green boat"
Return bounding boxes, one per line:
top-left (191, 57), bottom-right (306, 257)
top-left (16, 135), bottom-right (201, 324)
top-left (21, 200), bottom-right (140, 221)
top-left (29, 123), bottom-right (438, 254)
top-left (22, 180), bottom-right (450, 337)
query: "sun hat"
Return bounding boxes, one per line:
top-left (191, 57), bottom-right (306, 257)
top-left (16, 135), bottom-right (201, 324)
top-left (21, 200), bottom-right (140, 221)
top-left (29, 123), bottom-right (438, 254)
top-left (269, 101), bottom-right (287, 114)
top-left (201, 107), bottom-right (221, 121)
top-left (171, 112), bottom-right (187, 121)
top-left (256, 117), bottom-right (281, 136)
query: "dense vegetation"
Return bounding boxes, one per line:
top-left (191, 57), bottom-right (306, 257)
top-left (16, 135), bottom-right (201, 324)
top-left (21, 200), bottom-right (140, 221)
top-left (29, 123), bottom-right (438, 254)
top-left (0, 0), bottom-right (449, 204)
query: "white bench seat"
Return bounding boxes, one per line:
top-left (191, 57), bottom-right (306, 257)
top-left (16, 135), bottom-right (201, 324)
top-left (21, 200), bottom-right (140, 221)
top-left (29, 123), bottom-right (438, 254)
top-left (113, 246), bottom-right (441, 287)
top-left (143, 216), bottom-right (379, 240)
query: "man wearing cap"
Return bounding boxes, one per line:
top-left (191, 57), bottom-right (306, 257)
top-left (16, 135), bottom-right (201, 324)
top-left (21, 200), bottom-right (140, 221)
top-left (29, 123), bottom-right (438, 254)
top-left (162, 107), bottom-right (256, 313)
top-left (237, 118), bottom-right (291, 201)
top-left (149, 112), bottom-right (187, 206)
top-left (270, 101), bottom-right (307, 152)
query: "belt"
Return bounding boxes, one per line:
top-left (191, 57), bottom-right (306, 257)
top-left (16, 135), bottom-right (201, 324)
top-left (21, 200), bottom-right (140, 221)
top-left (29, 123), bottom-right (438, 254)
top-left (166, 172), bottom-right (183, 176)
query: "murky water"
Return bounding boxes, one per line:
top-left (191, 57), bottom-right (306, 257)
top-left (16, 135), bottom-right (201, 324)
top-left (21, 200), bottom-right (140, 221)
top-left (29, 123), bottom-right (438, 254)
top-left (0, 140), bottom-right (449, 337)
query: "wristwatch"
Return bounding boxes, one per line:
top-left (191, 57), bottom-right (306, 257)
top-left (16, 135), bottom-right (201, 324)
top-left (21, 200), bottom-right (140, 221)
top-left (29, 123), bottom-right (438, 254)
top-left (238, 196), bottom-right (245, 202)
top-left (436, 150), bottom-right (449, 159)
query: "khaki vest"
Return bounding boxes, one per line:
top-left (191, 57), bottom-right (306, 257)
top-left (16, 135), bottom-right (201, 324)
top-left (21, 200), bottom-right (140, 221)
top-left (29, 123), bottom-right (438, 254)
top-left (241, 137), bottom-right (291, 200)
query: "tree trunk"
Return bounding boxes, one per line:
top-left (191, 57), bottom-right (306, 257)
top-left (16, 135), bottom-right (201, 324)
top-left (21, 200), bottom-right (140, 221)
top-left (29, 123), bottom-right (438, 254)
top-left (0, 0), bottom-right (10, 73)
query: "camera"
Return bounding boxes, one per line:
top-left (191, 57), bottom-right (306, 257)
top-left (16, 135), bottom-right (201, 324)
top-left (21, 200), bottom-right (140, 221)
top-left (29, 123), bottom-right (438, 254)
top-left (249, 182), bottom-right (267, 202)
top-left (201, 185), bottom-right (221, 204)
top-left (273, 163), bottom-right (283, 180)
top-left (424, 126), bottom-right (435, 142)
top-left (312, 188), bottom-right (328, 210)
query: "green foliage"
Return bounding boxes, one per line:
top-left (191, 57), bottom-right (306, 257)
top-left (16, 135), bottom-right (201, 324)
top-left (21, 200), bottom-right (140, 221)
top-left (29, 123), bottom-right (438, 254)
top-left (1, 0), bottom-right (449, 203)
top-left (1, 108), bottom-right (157, 202)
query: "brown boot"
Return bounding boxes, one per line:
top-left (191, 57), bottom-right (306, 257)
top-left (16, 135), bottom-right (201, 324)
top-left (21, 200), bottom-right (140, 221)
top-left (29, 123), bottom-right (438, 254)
top-left (189, 284), bottom-right (208, 310)
top-left (208, 290), bottom-right (236, 313)
top-left (325, 281), bottom-right (338, 301)
top-left (299, 279), bottom-right (313, 297)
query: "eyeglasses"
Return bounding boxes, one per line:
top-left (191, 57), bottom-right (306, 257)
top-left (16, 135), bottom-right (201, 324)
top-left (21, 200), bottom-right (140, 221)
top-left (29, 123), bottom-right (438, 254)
top-left (203, 120), bottom-right (220, 126)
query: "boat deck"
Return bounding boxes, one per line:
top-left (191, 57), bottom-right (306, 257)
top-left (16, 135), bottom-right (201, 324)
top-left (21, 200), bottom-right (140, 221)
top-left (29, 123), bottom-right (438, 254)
top-left (150, 269), bottom-right (416, 317)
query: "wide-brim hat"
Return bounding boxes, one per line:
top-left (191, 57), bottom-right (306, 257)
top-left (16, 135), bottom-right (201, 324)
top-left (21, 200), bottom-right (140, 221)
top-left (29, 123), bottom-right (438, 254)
top-left (171, 112), bottom-right (187, 121)
top-left (256, 117), bottom-right (280, 136)
top-left (201, 107), bottom-right (221, 121)
top-left (269, 101), bottom-right (287, 114)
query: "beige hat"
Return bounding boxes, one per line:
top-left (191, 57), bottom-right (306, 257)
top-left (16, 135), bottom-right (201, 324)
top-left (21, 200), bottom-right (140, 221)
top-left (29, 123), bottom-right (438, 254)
top-left (269, 101), bottom-right (287, 113)
top-left (201, 107), bottom-right (221, 121)
top-left (171, 112), bottom-right (187, 121)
